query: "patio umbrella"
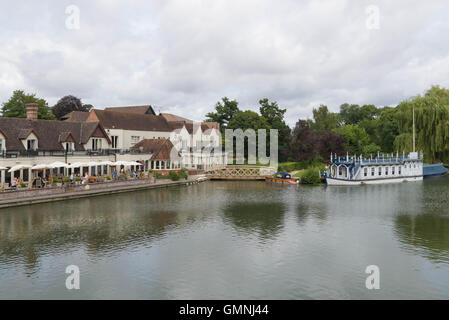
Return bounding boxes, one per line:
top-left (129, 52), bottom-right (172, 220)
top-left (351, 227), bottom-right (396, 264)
top-left (31, 164), bottom-right (54, 170)
top-left (49, 161), bottom-right (69, 168)
top-left (68, 162), bottom-right (86, 169)
top-left (114, 161), bottom-right (130, 166)
top-left (129, 161), bottom-right (143, 166)
top-left (86, 161), bottom-right (101, 167)
top-left (8, 164), bottom-right (32, 173)
top-left (99, 161), bottom-right (115, 166)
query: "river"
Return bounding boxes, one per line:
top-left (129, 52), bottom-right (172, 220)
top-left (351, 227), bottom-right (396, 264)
top-left (1, 179), bottom-right (449, 299)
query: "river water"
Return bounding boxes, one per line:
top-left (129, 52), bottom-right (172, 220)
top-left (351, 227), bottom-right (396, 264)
top-left (1, 179), bottom-right (449, 299)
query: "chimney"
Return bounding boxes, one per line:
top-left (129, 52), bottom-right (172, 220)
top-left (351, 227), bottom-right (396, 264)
top-left (25, 103), bottom-right (39, 121)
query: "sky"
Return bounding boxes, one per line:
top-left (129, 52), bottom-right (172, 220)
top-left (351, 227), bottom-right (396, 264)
top-left (1, 0), bottom-right (448, 125)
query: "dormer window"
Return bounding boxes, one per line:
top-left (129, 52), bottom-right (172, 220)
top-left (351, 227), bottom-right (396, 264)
top-left (27, 139), bottom-right (37, 151)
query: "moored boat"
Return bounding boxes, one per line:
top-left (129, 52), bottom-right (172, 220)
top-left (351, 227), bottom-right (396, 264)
top-left (265, 172), bottom-right (299, 184)
top-left (325, 152), bottom-right (424, 186)
top-left (423, 163), bottom-right (448, 178)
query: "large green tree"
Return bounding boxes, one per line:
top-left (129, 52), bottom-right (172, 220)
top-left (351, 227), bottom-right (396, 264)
top-left (205, 97), bottom-right (240, 131)
top-left (334, 125), bottom-right (381, 155)
top-left (309, 105), bottom-right (340, 132)
top-left (258, 98), bottom-right (291, 161)
top-left (1, 90), bottom-right (55, 120)
top-left (394, 86), bottom-right (449, 162)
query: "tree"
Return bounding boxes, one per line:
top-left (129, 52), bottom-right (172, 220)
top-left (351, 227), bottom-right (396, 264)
top-left (335, 125), bottom-right (380, 155)
top-left (205, 97), bottom-right (240, 131)
top-left (1, 90), bottom-right (55, 120)
top-left (290, 120), bottom-right (345, 161)
top-left (52, 95), bottom-right (91, 119)
top-left (309, 105), bottom-right (340, 132)
top-left (394, 86), bottom-right (449, 163)
top-left (227, 110), bottom-right (270, 163)
top-left (258, 98), bottom-right (291, 161)
top-left (339, 103), bottom-right (380, 125)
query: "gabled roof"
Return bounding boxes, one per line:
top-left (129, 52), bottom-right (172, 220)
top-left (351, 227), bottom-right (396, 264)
top-left (61, 111), bottom-right (90, 122)
top-left (89, 109), bottom-right (172, 132)
top-left (18, 128), bottom-right (39, 140)
top-left (104, 105), bottom-right (156, 115)
top-left (58, 132), bottom-right (76, 143)
top-left (131, 139), bottom-right (180, 160)
top-left (0, 118), bottom-right (110, 151)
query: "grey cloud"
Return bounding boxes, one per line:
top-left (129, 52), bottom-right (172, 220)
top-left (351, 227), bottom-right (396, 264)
top-left (0, 0), bottom-right (448, 126)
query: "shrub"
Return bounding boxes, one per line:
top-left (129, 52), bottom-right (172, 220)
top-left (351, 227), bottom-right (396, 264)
top-left (155, 172), bottom-right (164, 179)
top-left (64, 177), bottom-right (70, 183)
top-left (106, 176), bottom-right (112, 180)
top-left (300, 169), bottom-right (322, 185)
top-left (75, 177), bottom-right (81, 181)
top-left (53, 178), bottom-right (62, 183)
top-left (20, 183), bottom-right (27, 188)
top-left (179, 168), bottom-right (188, 180)
top-left (169, 171), bottom-right (180, 181)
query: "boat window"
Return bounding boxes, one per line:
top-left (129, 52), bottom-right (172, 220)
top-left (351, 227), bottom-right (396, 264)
top-left (378, 167), bottom-right (382, 176)
top-left (339, 167), bottom-right (342, 176)
top-left (399, 166), bottom-right (402, 175)
top-left (385, 167), bottom-right (388, 175)
top-left (364, 168), bottom-right (367, 177)
top-left (392, 166), bottom-right (395, 175)
top-left (371, 167), bottom-right (375, 176)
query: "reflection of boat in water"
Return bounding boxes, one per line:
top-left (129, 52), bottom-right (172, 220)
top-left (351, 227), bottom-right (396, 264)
top-left (265, 172), bottom-right (299, 184)
top-left (423, 163), bottom-right (448, 178)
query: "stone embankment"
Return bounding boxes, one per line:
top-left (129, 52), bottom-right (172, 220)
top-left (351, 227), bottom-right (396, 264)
top-left (0, 176), bottom-right (208, 209)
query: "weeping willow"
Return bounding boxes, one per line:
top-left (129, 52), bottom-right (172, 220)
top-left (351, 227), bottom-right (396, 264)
top-left (394, 93), bottom-right (449, 163)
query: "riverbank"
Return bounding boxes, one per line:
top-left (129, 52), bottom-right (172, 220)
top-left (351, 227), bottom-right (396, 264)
top-left (0, 176), bottom-right (207, 209)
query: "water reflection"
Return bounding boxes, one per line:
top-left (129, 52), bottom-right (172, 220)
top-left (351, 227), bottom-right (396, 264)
top-left (223, 202), bottom-right (285, 241)
top-left (394, 214), bottom-right (449, 263)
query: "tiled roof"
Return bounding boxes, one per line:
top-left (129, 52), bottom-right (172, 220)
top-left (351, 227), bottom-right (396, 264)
top-left (104, 105), bottom-right (156, 115)
top-left (91, 109), bottom-right (172, 132)
top-left (0, 118), bottom-right (109, 151)
top-left (61, 111), bottom-right (90, 122)
top-left (131, 139), bottom-right (180, 160)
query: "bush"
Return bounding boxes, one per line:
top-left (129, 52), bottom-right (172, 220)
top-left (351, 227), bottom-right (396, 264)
top-left (53, 178), bottom-right (62, 183)
top-left (169, 171), bottom-right (180, 181)
top-left (64, 177), bottom-right (70, 183)
top-left (75, 177), bottom-right (81, 181)
top-left (20, 183), bottom-right (27, 188)
top-left (300, 169), bottom-right (322, 185)
top-left (106, 176), bottom-right (112, 180)
top-left (179, 168), bottom-right (188, 180)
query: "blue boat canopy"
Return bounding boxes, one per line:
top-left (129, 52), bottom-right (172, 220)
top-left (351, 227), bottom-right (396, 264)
top-left (274, 172), bottom-right (292, 179)
top-left (423, 163), bottom-right (448, 177)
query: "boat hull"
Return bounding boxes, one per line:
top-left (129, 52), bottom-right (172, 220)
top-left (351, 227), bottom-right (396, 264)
top-left (325, 176), bottom-right (423, 186)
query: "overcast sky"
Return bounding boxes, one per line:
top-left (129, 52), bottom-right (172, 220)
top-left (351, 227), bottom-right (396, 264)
top-left (1, 0), bottom-right (448, 125)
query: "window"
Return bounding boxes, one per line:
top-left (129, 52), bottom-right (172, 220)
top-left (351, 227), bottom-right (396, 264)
top-left (385, 167), bottom-right (388, 175)
top-left (64, 142), bottom-right (73, 152)
top-left (131, 136), bottom-right (140, 146)
top-left (0, 139), bottom-right (3, 151)
top-left (371, 167), bottom-right (375, 176)
top-left (399, 166), bottom-right (402, 175)
top-left (392, 166), bottom-right (395, 175)
top-left (111, 136), bottom-right (119, 149)
top-left (91, 138), bottom-right (101, 151)
top-left (27, 139), bottom-right (36, 150)
top-left (378, 167), bottom-right (382, 176)
top-left (364, 168), bottom-right (367, 177)
top-left (339, 167), bottom-right (343, 176)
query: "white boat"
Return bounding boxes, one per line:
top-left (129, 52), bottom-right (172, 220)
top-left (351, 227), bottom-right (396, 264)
top-left (325, 152), bottom-right (423, 186)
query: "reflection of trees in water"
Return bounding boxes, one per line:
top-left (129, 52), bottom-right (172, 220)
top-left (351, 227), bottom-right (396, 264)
top-left (223, 202), bottom-right (285, 241)
top-left (0, 187), bottom-right (210, 266)
top-left (394, 214), bottom-right (449, 263)
top-left (296, 201), bottom-right (328, 225)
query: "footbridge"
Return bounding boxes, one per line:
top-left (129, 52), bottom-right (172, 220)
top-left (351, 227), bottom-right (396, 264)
top-left (205, 166), bottom-right (276, 180)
